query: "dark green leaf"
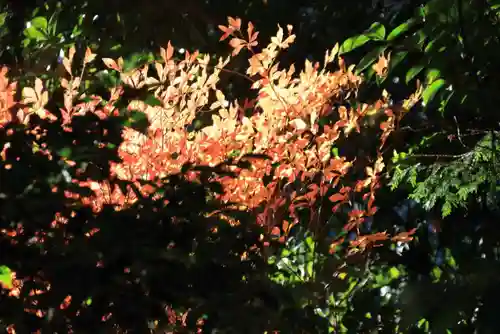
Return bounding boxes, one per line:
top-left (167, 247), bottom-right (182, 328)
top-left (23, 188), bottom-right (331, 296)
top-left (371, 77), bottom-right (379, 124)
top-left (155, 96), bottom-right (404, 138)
top-left (406, 65), bottom-right (425, 83)
top-left (402, 29), bottom-right (427, 51)
top-left (355, 45), bottom-right (388, 73)
top-left (438, 90), bottom-right (454, 115)
top-left (144, 95), bottom-right (162, 107)
top-left (389, 51), bottom-right (408, 71)
top-left (124, 110), bottom-right (150, 133)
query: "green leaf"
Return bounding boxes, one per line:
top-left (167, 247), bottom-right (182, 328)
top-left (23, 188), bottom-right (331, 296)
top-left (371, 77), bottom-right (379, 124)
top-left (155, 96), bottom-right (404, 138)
top-left (331, 147), bottom-right (339, 158)
top-left (58, 147), bottom-right (72, 158)
top-left (365, 22), bottom-right (386, 41)
top-left (417, 318), bottom-right (429, 329)
top-left (305, 236), bottom-right (315, 252)
top-left (124, 110), bottom-right (150, 133)
top-left (438, 90), bottom-right (454, 114)
top-left (31, 17), bottom-right (48, 32)
top-left (432, 266), bottom-right (442, 281)
top-left (0, 265), bottom-right (12, 289)
top-left (306, 261), bottom-right (314, 278)
top-left (445, 248), bottom-right (457, 269)
top-left (144, 95), bottom-right (162, 107)
top-left (422, 79), bottom-right (445, 106)
top-left (387, 19), bottom-right (415, 41)
top-left (403, 29), bottom-right (427, 51)
top-left (405, 65), bottom-right (425, 83)
top-left (388, 267), bottom-right (400, 279)
top-left (442, 201), bottom-right (452, 217)
top-left (364, 67), bottom-right (376, 81)
top-left (0, 12), bottom-right (7, 26)
top-left (355, 45), bottom-right (388, 73)
top-left (426, 68), bottom-right (441, 84)
top-left (389, 51), bottom-right (408, 71)
top-left (339, 35), bottom-right (370, 54)
top-left (24, 26), bottom-right (46, 40)
top-left (424, 32), bottom-right (446, 54)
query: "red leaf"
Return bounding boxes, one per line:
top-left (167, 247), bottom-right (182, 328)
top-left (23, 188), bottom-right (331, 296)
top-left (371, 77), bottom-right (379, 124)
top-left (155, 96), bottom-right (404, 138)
top-left (218, 25), bottom-right (234, 41)
top-left (329, 193), bottom-right (346, 203)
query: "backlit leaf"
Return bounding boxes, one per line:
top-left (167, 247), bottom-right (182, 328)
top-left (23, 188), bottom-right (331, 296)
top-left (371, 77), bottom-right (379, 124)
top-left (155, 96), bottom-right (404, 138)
top-left (0, 265), bottom-right (12, 289)
top-left (422, 79), bottom-right (445, 106)
top-left (387, 19), bottom-right (415, 41)
top-left (31, 17), bottom-right (48, 32)
top-left (339, 35), bottom-right (370, 54)
top-left (365, 22), bottom-right (386, 41)
top-left (24, 26), bottom-right (46, 40)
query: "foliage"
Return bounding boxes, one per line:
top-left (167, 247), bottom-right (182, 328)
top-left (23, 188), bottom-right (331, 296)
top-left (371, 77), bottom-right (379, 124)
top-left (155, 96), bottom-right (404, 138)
top-left (391, 131), bottom-right (500, 217)
top-left (0, 16), bottom-right (421, 332)
top-left (337, 0), bottom-right (500, 331)
top-left (0, 0), bottom-right (421, 86)
top-left (340, 0), bottom-right (500, 217)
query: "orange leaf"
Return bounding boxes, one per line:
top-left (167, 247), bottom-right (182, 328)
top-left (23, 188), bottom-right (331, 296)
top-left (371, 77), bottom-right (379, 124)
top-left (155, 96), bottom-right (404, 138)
top-left (166, 41), bottom-right (174, 61)
top-left (228, 16), bottom-right (242, 30)
top-left (102, 58), bottom-right (121, 72)
top-left (84, 47), bottom-right (96, 65)
top-left (373, 52), bottom-right (390, 77)
top-left (229, 38), bottom-right (246, 56)
top-left (62, 58), bottom-right (72, 76)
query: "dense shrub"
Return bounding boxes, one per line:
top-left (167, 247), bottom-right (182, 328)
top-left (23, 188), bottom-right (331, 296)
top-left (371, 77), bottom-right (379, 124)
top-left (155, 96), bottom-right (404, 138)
top-left (0, 17), bottom-right (420, 332)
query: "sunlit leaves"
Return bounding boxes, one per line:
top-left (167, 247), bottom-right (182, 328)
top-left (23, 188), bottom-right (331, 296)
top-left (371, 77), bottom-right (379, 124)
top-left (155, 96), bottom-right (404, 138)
top-left (372, 52), bottom-right (390, 77)
top-left (339, 22), bottom-right (386, 55)
top-left (24, 17), bottom-right (48, 41)
top-left (339, 35), bottom-right (370, 55)
top-left (84, 47), bottom-right (96, 65)
top-left (0, 20), bottom-right (421, 331)
top-left (22, 78), bottom-right (53, 120)
top-left (218, 16), bottom-right (242, 41)
top-left (422, 78), bottom-right (445, 106)
top-left (102, 57), bottom-right (123, 72)
top-left (387, 19), bottom-right (416, 41)
top-left (324, 43), bottom-right (340, 66)
top-left (270, 25), bottom-right (296, 49)
top-left (365, 22), bottom-right (386, 41)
